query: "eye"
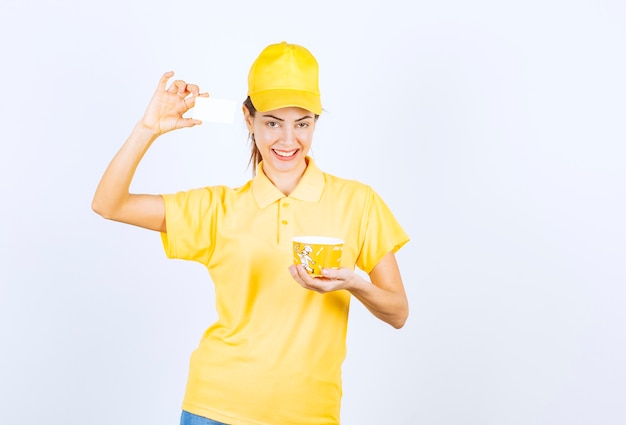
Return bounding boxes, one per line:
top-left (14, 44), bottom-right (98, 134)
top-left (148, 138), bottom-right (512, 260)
top-left (266, 121), bottom-right (280, 128)
top-left (297, 122), bottom-right (310, 128)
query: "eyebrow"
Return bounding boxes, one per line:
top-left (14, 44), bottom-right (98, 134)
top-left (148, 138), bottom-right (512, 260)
top-left (261, 114), bottom-right (313, 122)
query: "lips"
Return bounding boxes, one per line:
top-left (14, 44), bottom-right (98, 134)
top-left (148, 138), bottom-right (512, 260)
top-left (272, 148), bottom-right (298, 159)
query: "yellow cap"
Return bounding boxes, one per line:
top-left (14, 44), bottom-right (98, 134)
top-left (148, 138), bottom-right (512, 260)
top-left (247, 42), bottom-right (322, 115)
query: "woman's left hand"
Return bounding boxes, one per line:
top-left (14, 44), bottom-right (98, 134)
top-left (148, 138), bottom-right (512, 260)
top-left (291, 252), bottom-right (409, 328)
top-left (288, 265), bottom-right (362, 294)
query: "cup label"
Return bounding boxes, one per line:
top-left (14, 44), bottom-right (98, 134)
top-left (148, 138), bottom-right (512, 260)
top-left (293, 239), bottom-right (343, 276)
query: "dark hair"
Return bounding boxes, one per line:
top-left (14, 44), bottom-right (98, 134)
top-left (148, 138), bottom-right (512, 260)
top-left (243, 96), bottom-right (321, 176)
top-left (243, 97), bottom-right (262, 174)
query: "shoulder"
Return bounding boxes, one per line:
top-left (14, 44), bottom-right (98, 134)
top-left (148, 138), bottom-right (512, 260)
top-left (321, 172), bottom-right (399, 220)
top-left (323, 171), bottom-right (372, 192)
top-left (164, 181), bottom-right (252, 207)
top-left (322, 171), bottom-right (376, 202)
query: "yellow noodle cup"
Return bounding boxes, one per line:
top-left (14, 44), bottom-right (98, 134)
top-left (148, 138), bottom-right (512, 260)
top-left (292, 236), bottom-right (344, 276)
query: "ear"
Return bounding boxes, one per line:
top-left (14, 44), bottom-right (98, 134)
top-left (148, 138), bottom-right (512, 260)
top-left (242, 105), bottom-right (254, 133)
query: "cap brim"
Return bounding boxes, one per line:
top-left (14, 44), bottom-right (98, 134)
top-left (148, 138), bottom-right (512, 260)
top-left (250, 89), bottom-right (322, 115)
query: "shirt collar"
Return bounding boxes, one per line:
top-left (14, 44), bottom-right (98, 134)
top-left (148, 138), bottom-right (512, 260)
top-left (251, 157), bottom-right (325, 209)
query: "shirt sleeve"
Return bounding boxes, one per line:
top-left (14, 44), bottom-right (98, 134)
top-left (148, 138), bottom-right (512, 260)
top-left (356, 187), bottom-right (410, 273)
top-left (160, 187), bottom-right (218, 265)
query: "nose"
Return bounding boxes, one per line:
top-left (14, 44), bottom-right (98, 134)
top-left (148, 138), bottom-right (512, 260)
top-left (282, 126), bottom-right (296, 145)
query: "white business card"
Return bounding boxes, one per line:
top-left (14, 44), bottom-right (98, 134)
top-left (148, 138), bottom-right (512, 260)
top-left (192, 97), bottom-right (236, 124)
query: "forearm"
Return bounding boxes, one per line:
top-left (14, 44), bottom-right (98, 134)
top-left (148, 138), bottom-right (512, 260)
top-left (290, 252), bottom-right (409, 328)
top-left (348, 275), bottom-right (409, 329)
top-left (91, 123), bottom-right (158, 219)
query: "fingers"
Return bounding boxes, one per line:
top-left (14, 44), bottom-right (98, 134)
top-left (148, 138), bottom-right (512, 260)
top-left (289, 265), bottom-right (332, 294)
top-left (166, 79), bottom-right (185, 94)
top-left (319, 267), bottom-right (348, 279)
top-left (166, 79), bottom-right (200, 99)
top-left (157, 71), bottom-right (175, 91)
top-left (157, 72), bottom-right (205, 110)
top-left (289, 265), bottom-right (312, 286)
top-left (292, 265), bottom-right (358, 294)
top-left (288, 264), bottom-right (302, 281)
top-left (186, 84), bottom-right (200, 97)
top-left (175, 117), bottom-right (203, 130)
top-left (183, 92), bottom-right (207, 110)
top-left (144, 72), bottom-right (206, 135)
top-left (157, 71), bottom-right (204, 96)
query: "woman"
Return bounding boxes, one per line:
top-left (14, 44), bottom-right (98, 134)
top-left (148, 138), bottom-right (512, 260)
top-left (92, 41), bottom-right (409, 425)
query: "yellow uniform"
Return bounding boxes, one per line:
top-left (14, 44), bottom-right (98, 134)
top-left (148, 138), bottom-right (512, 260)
top-left (161, 158), bottom-right (409, 425)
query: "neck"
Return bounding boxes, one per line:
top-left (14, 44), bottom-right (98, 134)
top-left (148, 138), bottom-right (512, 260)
top-left (262, 160), bottom-right (308, 196)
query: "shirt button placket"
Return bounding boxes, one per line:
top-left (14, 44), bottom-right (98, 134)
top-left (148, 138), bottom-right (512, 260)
top-left (278, 199), bottom-right (294, 245)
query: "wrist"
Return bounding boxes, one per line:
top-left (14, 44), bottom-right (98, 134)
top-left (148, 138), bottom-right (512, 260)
top-left (135, 121), bottom-right (161, 141)
top-left (344, 271), bottom-right (368, 293)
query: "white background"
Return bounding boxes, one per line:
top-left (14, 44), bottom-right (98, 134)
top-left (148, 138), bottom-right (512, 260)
top-left (1, 1), bottom-right (625, 424)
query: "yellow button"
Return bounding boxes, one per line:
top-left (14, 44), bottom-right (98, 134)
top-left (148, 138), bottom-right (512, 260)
top-left (282, 203), bottom-right (290, 207)
top-left (281, 220), bottom-right (288, 225)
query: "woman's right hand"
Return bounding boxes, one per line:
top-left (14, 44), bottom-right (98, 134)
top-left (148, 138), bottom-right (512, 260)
top-left (140, 71), bottom-right (205, 136)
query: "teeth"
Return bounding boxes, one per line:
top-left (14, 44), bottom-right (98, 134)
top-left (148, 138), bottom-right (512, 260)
top-left (274, 149), bottom-right (297, 157)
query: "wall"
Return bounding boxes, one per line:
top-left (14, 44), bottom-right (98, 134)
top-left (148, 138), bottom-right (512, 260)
top-left (1, 1), bottom-right (625, 424)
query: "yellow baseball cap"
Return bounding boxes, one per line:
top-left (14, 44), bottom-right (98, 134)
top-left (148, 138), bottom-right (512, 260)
top-left (247, 42), bottom-right (322, 115)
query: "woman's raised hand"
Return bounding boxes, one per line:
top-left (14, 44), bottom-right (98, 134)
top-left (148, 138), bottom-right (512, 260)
top-left (140, 71), bottom-right (205, 136)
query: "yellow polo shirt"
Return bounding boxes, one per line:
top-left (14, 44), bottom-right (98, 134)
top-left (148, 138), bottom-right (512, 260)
top-left (161, 158), bottom-right (408, 425)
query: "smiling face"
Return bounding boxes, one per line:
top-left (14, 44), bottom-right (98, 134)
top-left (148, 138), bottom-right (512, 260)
top-left (244, 105), bottom-right (316, 192)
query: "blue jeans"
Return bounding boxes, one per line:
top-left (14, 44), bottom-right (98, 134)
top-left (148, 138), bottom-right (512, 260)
top-left (180, 411), bottom-right (229, 425)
